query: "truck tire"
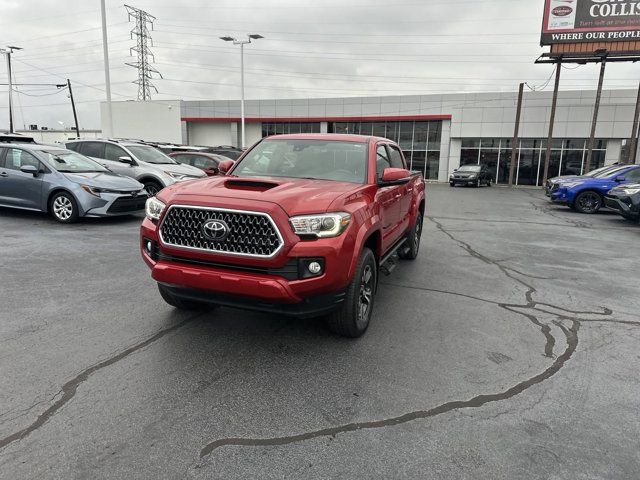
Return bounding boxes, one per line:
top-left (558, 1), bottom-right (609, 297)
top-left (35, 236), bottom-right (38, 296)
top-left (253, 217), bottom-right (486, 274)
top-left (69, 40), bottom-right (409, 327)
top-left (398, 214), bottom-right (423, 260)
top-left (327, 248), bottom-right (377, 338)
top-left (158, 284), bottom-right (211, 310)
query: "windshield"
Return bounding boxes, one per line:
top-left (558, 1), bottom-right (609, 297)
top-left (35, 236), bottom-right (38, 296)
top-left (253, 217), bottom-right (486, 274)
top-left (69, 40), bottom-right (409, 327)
top-left (232, 139), bottom-right (367, 183)
top-left (41, 150), bottom-right (108, 173)
top-left (586, 165), bottom-right (618, 178)
top-left (127, 145), bottom-right (177, 164)
top-left (458, 165), bottom-right (481, 172)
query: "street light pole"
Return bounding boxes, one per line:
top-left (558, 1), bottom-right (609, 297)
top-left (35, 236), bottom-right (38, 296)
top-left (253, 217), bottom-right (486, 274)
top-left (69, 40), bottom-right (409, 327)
top-left (101, 0), bottom-right (114, 138)
top-left (220, 34), bottom-right (264, 149)
top-left (1, 46), bottom-right (22, 133)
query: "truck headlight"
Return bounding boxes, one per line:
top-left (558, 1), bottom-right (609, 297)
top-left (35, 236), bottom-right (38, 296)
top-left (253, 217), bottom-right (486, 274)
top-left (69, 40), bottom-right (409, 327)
top-left (145, 197), bottom-right (166, 221)
top-left (290, 213), bottom-right (351, 238)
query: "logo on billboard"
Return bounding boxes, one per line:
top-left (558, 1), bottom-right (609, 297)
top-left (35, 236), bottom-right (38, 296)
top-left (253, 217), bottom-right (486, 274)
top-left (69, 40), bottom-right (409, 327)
top-left (552, 6), bottom-right (573, 16)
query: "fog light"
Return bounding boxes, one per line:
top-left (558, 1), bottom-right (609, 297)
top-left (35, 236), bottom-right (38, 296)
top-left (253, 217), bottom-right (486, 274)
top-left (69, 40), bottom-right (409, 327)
top-left (146, 240), bottom-right (152, 253)
top-left (308, 261), bottom-right (322, 275)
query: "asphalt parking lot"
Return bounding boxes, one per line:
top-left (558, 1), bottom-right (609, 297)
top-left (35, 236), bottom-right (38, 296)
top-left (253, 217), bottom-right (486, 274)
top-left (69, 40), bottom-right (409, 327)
top-left (1, 185), bottom-right (639, 479)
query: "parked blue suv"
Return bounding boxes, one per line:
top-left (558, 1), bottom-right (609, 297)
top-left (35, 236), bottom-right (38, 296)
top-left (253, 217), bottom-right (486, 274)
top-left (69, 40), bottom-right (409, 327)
top-left (549, 164), bottom-right (640, 213)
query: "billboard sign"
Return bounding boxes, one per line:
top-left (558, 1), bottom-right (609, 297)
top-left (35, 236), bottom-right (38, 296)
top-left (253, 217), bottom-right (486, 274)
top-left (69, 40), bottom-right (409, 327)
top-left (542, 0), bottom-right (640, 45)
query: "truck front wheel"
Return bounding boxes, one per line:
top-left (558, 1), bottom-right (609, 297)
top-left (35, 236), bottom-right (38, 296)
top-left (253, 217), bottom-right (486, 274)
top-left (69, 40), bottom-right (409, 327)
top-left (327, 248), bottom-right (377, 338)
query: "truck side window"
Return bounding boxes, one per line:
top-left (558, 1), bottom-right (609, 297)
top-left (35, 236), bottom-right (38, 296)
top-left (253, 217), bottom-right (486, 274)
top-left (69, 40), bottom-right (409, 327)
top-left (376, 145), bottom-right (391, 178)
top-left (388, 145), bottom-right (405, 169)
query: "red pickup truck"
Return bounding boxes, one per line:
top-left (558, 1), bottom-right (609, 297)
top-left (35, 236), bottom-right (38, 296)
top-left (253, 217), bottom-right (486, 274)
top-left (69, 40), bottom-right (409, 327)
top-left (141, 134), bottom-right (425, 337)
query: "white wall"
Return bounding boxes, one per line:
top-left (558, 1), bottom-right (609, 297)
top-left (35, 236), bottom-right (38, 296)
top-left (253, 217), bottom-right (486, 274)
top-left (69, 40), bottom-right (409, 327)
top-left (16, 129), bottom-right (101, 144)
top-left (101, 100), bottom-right (182, 144)
top-left (188, 122), bottom-right (233, 146)
top-left (244, 123), bottom-right (262, 148)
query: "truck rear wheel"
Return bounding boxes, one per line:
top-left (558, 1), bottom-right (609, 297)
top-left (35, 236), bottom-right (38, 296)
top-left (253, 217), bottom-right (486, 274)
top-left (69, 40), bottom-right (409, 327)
top-left (327, 248), bottom-right (377, 338)
top-left (158, 284), bottom-right (211, 310)
top-left (398, 214), bottom-right (423, 260)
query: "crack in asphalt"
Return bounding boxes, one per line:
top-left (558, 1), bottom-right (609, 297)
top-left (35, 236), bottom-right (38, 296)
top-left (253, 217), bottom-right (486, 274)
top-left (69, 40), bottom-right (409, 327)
top-left (196, 216), bottom-right (603, 460)
top-left (0, 315), bottom-right (201, 451)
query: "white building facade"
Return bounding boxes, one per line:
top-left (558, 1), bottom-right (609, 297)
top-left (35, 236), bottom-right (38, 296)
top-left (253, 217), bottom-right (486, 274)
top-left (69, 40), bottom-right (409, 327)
top-left (102, 88), bottom-right (640, 185)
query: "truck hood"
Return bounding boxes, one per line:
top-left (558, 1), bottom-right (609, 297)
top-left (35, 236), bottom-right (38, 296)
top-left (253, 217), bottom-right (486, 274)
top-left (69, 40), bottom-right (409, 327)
top-left (164, 176), bottom-right (363, 216)
top-left (63, 172), bottom-right (144, 191)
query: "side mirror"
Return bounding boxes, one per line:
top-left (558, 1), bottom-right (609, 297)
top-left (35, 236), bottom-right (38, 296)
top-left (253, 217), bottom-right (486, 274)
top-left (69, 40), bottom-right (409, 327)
top-left (218, 160), bottom-right (235, 175)
top-left (119, 156), bottom-right (135, 165)
top-left (20, 165), bottom-right (39, 177)
top-left (379, 168), bottom-right (411, 186)
top-left (615, 175), bottom-right (626, 182)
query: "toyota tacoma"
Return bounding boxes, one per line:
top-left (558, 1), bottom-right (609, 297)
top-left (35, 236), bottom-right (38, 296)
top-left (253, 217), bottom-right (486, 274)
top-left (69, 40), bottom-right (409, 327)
top-left (140, 134), bottom-right (425, 337)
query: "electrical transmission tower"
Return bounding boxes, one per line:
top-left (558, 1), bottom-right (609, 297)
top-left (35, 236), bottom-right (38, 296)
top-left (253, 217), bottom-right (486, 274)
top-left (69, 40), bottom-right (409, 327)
top-left (125, 4), bottom-right (162, 101)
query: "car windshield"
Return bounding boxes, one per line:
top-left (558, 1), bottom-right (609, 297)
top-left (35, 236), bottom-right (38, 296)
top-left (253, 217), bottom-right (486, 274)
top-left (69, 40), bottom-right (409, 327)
top-left (126, 145), bottom-right (177, 164)
top-left (232, 139), bottom-right (368, 183)
top-left (41, 150), bottom-right (108, 173)
top-left (587, 165), bottom-right (619, 178)
top-left (458, 165), bottom-right (481, 172)
top-left (597, 166), bottom-right (632, 178)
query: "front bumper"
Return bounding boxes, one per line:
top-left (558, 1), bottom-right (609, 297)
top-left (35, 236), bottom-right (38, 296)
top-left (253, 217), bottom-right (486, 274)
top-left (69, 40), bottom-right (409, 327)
top-left (80, 191), bottom-right (148, 217)
top-left (550, 187), bottom-right (573, 205)
top-left (604, 194), bottom-right (639, 218)
top-left (450, 176), bottom-right (478, 185)
top-left (140, 206), bottom-right (356, 309)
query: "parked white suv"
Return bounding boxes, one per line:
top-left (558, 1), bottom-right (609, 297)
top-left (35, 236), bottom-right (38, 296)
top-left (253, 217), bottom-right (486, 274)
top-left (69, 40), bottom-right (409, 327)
top-left (66, 139), bottom-right (206, 195)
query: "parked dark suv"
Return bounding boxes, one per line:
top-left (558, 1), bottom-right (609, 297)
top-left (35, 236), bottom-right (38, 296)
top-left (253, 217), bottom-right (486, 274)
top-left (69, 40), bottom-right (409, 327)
top-left (449, 164), bottom-right (492, 187)
top-left (197, 145), bottom-right (243, 160)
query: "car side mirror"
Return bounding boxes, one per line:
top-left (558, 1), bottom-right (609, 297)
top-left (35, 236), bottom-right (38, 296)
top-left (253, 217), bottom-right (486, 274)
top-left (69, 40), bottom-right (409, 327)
top-left (615, 175), bottom-right (626, 182)
top-left (218, 160), bottom-right (235, 175)
top-left (20, 165), bottom-right (39, 177)
top-left (379, 168), bottom-right (411, 186)
top-left (119, 156), bottom-right (135, 165)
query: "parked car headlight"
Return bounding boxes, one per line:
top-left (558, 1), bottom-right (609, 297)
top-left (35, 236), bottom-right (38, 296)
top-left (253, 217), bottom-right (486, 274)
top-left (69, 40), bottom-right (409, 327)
top-left (560, 181), bottom-right (583, 188)
top-left (290, 213), bottom-right (351, 238)
top-left (145, 197), bottom-right (166, 221)
top-left (80, 184), bottom-right (103, 197)
top-left (163, 171), bottom-right (195, 182)
top-left (621, 187), bottom-right (640, 195)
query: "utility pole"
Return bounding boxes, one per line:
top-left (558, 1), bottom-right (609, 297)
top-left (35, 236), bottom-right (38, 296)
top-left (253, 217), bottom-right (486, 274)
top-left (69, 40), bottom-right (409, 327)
top-left (220, 34), bottom-right (264, 149)
top-left (508, 83), bottom-right (524, 186)
top-left (542, 62), bottom-right (562, 186)
top-left (125, 4), bottom-right (162, 101)
top-left (67, 79), bottom-right (80, 136)
top-left (1, 46), bottom-right (22, 133)
top-left (585, 53), bottom-right (607, 174)
top-left (628, 82), bottom-right (640, 164)
top-left (100, 0), bottom-right (113, 138)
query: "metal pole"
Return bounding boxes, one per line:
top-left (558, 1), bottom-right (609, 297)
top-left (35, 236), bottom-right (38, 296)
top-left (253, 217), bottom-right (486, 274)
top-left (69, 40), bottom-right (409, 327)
top-left (67, 79), bottom-right (80, 136)
top-left (101, 0), bottom-right (114, 138)
top-left (542, 62), bottom-right (562, 186)
top-left (508, 83), bottom-right (524, 186)
top-left (585, 57), bottom-right (607, 174)
top-left (240, 42), bottom-right (245, 149)
top-left (628, 82), bottom-right (640, 164)
top-left (5, 50), bottom-right (14, 133)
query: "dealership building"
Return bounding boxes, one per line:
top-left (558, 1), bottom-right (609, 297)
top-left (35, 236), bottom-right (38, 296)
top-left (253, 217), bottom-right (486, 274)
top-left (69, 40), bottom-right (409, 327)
top-left (102, 88), bottom-right (640, 185)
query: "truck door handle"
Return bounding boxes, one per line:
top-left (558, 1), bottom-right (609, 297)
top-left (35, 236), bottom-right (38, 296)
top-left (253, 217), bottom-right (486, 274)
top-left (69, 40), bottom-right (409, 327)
top-left (0, 171), bottom-right (8, 178)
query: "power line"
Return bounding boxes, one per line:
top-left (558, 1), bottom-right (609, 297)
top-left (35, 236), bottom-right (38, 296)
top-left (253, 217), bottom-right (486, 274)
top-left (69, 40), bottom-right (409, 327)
top-left (125, 4), bottom-right (162, 101)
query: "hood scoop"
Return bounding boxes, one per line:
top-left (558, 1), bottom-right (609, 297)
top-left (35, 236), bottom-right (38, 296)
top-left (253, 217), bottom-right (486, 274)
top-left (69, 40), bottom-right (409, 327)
top-left (224, 178), bottom-right (280, 192)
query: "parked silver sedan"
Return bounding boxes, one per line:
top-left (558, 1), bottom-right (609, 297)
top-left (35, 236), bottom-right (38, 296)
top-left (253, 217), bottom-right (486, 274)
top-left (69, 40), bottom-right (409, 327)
top-left (0, 143), bottom-right (147, 223)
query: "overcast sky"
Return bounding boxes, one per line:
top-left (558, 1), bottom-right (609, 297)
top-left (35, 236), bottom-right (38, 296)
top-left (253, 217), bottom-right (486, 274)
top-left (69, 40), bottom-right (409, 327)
top-left (1, 0), bottom-right (639, 130)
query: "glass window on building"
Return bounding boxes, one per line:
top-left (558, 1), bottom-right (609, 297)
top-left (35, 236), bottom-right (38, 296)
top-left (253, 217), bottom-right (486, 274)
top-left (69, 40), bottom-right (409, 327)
top-left (460, 138), bottom-right (608, 186)
top-left (329, 119), bottom-right (443, 180)
top-left (262, 122), bottom-right (321, 137)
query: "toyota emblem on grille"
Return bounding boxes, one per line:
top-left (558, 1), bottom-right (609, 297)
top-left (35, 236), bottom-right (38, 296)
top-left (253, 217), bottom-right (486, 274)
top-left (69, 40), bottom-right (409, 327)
top-left (201, 219), bottom-right (229, 241)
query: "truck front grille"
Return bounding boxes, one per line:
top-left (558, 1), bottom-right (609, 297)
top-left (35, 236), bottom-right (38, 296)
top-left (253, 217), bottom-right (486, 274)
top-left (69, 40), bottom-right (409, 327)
top-left (159, 206), bottom-right (283, 258)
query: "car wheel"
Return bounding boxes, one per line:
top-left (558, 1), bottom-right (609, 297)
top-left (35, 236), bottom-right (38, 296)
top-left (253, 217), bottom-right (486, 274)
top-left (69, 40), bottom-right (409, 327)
top-left (449, 182), bottom-right (455, 187)
top-left (158, 284), bottom-right (213, 310)
top-left (327, 248), bottom-right (377, 338)
top-left (144, 181), bottom-right (163, 197)
top-left (573, 191), bottom-right (603, 214)
top-left (398, 214), bottom-right (423, 260)
top-left (50, 192), bottom-right (79, 223)
top-left (486, 179), bottom-right (492, 187)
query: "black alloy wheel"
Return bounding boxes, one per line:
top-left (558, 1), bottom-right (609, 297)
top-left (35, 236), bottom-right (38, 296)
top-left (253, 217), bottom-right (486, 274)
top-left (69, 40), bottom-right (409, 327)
top-left (574, 191), bottom-right (603, 214)
top-left (399, 214), bottom-right (422, 260)
top-left (327, 248), bottom-right (377, 338)
top-left (144, 181), bottom-right (162, 197)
